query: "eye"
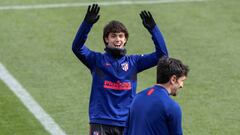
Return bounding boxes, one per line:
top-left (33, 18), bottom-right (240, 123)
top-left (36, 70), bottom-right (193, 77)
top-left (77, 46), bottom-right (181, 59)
top-left (119, 34), bottom-right (125, 38)
top-left (110, 34), bottom-right (116, 38)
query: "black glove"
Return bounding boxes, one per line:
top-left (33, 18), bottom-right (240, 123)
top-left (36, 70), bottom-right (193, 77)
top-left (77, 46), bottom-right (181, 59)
top-left (84, 4), bottom-right (100, 24)
top-left (140, 10), bottom-right (156, 31)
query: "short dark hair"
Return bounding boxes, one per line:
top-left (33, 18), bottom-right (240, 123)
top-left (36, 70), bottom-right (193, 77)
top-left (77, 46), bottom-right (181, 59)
top-left (103, 20), bottom-right (129, 46)
top-left (157, 57), bottom-right (189, 84)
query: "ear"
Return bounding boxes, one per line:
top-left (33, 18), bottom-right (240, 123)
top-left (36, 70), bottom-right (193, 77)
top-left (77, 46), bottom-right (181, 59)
top-left (124, 37), bottom-right (127, 42)
top-left (170, 75), bottom-right (177, 84)
top-left (104, 37), bottom-right (109, 44)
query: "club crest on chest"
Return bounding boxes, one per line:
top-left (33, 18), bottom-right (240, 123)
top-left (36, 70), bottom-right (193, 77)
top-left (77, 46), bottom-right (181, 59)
top-left (121, 62), bottom-right (129, 71)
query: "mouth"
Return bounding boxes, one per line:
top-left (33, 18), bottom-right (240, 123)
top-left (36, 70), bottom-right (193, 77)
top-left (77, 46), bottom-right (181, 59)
top-left (113, 44), bottom-right (122, 48)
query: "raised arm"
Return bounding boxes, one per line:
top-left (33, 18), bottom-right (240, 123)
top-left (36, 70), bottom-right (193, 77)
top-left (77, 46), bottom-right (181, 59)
top-left (72, 4), bottom-right (100, 69)
top-left (134, 11), bottom-right (168, 73)
top-left (140, 10), bottom-right (168, 57)
top-left (72, 4), bottom-right (100, 53)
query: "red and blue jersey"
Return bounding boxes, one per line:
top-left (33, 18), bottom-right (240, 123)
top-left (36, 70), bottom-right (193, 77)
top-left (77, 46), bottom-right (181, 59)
top-left (124, 85), bottom-right (182, 135)
top-left (72, 21), bottom-right (168, 126)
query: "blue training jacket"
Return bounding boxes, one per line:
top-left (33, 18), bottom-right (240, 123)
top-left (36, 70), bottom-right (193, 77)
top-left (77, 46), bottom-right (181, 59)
top-left (72, 21), bottom-right (168, 127)
top-left (125, 85), bottom-right (183, 135)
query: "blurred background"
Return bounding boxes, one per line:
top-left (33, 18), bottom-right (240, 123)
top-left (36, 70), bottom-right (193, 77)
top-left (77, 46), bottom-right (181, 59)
top-left (0, 0), bottom-right (240, 134)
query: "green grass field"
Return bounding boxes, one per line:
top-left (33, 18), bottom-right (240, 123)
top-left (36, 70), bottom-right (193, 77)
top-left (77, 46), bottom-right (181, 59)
top-left (1, 0), bottom-right (240, 135)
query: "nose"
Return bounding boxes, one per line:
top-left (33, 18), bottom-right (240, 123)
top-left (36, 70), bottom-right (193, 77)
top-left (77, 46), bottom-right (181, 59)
top-left (116, 36), bottom-right (120, 41)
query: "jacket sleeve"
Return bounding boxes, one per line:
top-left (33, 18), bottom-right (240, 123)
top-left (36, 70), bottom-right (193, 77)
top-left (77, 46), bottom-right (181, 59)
top-left (136, 25), bottom-right (169, 73)
top-left (167, 103), bottom-right (183, 135)
top-left (72, 21), bottom-right (96, 69)
top-left (151, 25), bottom-right (168, 57)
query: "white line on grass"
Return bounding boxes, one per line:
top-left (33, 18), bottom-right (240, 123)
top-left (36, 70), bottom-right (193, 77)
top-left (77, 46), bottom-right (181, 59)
top-left (0, 0), bottom-right (207, 10)
top-left (0, 63), bottom-right (67, 135)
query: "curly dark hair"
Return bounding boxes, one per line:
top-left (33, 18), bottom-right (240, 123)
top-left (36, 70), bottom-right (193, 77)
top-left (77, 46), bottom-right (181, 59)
top-left (103, 20), bottom-right (129, 46)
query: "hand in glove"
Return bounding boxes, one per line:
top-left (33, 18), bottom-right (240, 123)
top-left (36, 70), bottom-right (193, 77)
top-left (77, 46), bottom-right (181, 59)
top-left (84, 4), bottom-right (100, 24)
top-left (140, 10), bottom-right (156, 31)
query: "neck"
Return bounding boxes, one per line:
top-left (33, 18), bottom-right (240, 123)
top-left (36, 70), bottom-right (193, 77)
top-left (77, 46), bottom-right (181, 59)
top-left (104, 46), bottom-right (126, 58)
top-left (155, 84), bottom-right (171, 95)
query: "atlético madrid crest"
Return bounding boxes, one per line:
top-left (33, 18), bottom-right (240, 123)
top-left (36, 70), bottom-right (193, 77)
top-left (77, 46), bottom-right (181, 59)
top-left (121, 62), bottom-right (129, 71)
top-left (93, 131), bottom-right (99, 135)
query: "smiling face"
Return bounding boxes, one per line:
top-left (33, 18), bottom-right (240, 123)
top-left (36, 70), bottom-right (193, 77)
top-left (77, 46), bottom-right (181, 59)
top-left (105, 32), bottom-right (127, 49)
top-left (103, 20), bottom-right (129, 47)
top-left (170, 75), bottom-right (187, 96)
